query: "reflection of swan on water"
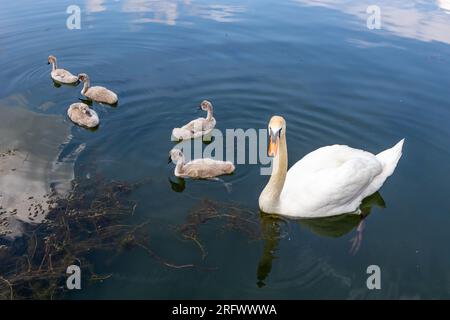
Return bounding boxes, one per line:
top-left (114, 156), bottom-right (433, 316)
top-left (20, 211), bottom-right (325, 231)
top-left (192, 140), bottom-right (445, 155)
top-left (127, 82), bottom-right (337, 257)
top-left (299, 192), bottom-right (385, 255)
top-left (256, 192), bottom-right (386, 287)
top-left (256, 214), bottom-right (286, 288)
top-left (298, 192), bottom-right (385, 238)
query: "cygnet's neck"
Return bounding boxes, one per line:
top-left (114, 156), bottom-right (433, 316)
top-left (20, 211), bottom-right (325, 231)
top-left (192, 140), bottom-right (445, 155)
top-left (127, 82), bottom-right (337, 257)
top-left (81, 79), bottom-right (90, 94)
top-left (174, 157), bottom-right (185, 176)
top-left (205, 106), bottom-right (213, 121)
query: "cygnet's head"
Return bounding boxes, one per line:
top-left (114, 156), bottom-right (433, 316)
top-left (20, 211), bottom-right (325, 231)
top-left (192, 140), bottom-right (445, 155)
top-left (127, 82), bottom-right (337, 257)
top-left (79, 104), bottom-right (91, 116)
top-left (48, 55), bottom-right (57, 65)
top-left (168, 149), bottom-right (184, 164)
top-left (199, 100), bottom-right (213, 111)
top-left (77, 73), bottom-right (90, 82)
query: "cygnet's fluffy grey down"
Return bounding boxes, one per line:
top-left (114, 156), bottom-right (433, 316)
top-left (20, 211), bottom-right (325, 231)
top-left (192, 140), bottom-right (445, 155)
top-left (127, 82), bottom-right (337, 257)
top-left (67, 103), bottom-right (100, 128)
top-left (172, 100), bottom-right (216, 141)
top-left (168, 149), bottom-right (235, 179)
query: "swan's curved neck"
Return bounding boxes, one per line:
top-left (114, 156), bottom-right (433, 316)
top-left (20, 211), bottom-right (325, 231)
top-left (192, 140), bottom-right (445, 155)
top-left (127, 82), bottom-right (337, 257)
top-left (81, 79), bottom-right (90, 94)
top-left (259, 134), bottom-right (287, 212)
top-left (51, 61), bottom-right (57, 71)
top-left (206, 106), bottom-right (213, 121)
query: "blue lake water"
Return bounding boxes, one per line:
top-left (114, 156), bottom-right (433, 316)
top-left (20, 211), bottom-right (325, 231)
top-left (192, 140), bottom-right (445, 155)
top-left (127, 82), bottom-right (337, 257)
top-left (1, 0), bottom-right (450, 299)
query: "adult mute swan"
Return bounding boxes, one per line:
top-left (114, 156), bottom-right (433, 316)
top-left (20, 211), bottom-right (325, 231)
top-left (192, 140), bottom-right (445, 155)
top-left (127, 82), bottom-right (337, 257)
top-left (78, 73), bottom-right (118, 105)
top-left (48, 55), bottom-right (78, 84)
top-left (172, 100), bottom-right (216, 141)
top-left (168, 149), bottom-right (235, 179)
top-left (67, 103), bottom-right (99, 128)
top-left (258, 116), bottom-right (404, 218)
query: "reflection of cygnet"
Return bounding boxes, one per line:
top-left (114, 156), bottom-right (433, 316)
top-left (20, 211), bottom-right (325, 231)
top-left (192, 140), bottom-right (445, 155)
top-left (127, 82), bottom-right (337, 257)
top-left (171, 100), bottom-right (216, 141)
top-left (67, 103), bottom-right (99, 128)
top-left (168, 149), bottom-right (235, 179)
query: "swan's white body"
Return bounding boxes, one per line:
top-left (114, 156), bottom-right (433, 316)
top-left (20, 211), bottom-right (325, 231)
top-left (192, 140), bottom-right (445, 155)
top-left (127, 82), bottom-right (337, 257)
top-left (259, 116), bottom-right (404, 218)
top-left (67, 103), bottom-right (100, 128)
top-left (48, 55), bottom-right (78, 84)
top-left (172, 100), bottom-right (216, 141)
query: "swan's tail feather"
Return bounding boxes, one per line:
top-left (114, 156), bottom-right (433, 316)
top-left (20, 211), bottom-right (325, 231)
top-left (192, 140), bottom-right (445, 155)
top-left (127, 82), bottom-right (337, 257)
top-left (362, 139), bottom-right (404, 199)
top-left (376, 138), bottom-right (404, 178)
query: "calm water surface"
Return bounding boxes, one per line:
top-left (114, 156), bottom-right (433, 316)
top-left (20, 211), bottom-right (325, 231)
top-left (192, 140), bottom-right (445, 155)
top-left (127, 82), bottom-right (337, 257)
top-left (1, 0), bottom-right (450, 299)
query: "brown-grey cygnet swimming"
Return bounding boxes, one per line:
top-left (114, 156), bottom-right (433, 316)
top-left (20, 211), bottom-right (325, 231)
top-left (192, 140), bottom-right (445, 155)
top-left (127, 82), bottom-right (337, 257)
top-left (168, 149), bottom-right (235, 179)
top-left (171, 100), bottom-right (216, 141)
top-left (48, 55), bottom-right (78, 84)
top-left (67, 103), bottom-right (100, 128)
top-left (78, 73), bottom-right (118, 105)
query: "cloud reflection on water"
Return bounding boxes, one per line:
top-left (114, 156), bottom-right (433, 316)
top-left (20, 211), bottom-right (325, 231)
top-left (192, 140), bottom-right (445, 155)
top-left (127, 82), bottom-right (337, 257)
top-left (294, 0), bottom-right (450, 45)
top-left (85, 0), bottom-right (245, 25)
top-left (438, 0), bottom-right (450, 13)
top-left (0, 95), bottom-right (77, 238)
top-left (85, 0), bottom-right (107, 13)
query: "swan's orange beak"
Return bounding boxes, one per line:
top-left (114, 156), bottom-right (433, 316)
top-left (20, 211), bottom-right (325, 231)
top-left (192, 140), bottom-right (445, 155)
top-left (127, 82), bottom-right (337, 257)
top-left (268, 132), bottom-right (279, 157)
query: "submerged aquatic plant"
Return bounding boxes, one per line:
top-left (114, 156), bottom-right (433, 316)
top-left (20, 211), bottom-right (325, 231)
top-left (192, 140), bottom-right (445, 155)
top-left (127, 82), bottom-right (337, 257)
top-left (0, 176), bottom-right (146, 300)
top-left (177, 199), bottom-right (262, 260)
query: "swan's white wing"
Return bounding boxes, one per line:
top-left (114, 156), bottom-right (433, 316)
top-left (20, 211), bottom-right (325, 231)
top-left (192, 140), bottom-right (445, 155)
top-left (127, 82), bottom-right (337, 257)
top-left (280, 145), bottom-right (383, 217)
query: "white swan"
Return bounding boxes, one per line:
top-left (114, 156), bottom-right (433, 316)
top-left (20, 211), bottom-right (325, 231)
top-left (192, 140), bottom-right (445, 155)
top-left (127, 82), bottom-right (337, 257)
top-left (172, 100), bottom-right (216, 141)
top-left (78, 73), bottom-right (118, 105)
top-left (48, 55), bottom-right (78, 84)
top-left (258, 116), bottom-right (404, 218)
top-left (168, 149), bottom-right (235, 179)
top-left (67, 103), bottom-right (99, 128)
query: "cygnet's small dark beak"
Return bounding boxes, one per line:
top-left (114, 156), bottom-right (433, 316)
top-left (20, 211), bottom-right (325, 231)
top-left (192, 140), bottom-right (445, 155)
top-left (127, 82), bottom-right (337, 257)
top-left (168, 156), bottom-right (172, 164)
top-left (198, 105), bottom-right (202, 110)
top-left (47, 62), bottom-right (50, 65)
